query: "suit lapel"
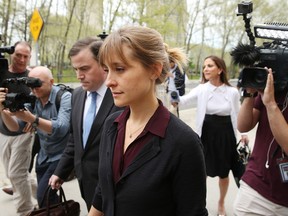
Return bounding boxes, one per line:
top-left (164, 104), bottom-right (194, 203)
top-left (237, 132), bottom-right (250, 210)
top-left (85, 89), bottom-right (114, 148)
top-left (79, 90), bottom-right (86, 129)
top-left (74, 89), bottom-right (87, 152)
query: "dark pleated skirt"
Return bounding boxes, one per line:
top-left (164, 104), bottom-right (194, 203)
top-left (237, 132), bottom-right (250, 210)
top-left (201, 114), bottom-right (237, 178)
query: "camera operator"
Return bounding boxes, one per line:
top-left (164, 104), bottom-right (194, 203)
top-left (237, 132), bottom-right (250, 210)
top-left (0, 66), bottom-right (71, 210)
top-left (0, 41), bottom-right (36, 215)
top-left (234, 68), bottom-right (288, 215)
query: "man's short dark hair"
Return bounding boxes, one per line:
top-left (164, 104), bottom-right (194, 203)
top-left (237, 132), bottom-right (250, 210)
top-left (68, 37), bottom-right (103, 61)
top-left (14, 41), bottom-right (32, 52)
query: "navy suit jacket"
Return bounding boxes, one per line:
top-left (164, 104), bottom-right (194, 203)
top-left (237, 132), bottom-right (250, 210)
top-left (54, 86), bottom-right (122, 210)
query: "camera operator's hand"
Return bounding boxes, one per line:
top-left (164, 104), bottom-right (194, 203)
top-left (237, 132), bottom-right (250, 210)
top-left (259, 68), bottom-right (288, 154)
top-left (0, 87), bottom-right (8, 111)
top-left (260, 68), bottom-right (277, 108)
top-left (13, 110), bottom-right (36, 133)
top-left (22, 122), bottom-right (34, 133)
top-left (13, 109), bottom-right (35, 124)
top-left (0, 88), bottom-right (22, 132)
top-left (245, 87), bottom-right (257, 96)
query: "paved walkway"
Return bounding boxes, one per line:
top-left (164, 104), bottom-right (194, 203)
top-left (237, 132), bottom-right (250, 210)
top-left (0, 99), bottom-right (257, 216)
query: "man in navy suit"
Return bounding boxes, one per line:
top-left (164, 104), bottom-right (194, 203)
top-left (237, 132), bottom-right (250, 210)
top-left (49, 37), bottom-right (122, 210)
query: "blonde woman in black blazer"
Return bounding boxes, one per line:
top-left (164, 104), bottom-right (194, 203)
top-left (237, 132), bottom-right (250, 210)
top-left (89, 26), bottom-right (208, 216)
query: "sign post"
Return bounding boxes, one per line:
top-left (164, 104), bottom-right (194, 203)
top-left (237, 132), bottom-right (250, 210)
top-left (29, 9), bottom-right (44, 66)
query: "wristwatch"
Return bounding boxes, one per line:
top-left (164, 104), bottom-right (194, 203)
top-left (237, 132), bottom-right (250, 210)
top-left (32, 114), bottom-right (39, 128)
top-left (242, 89), bottom-right (258, 98)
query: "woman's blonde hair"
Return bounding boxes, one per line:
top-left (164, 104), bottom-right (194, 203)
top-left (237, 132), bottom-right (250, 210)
top-left (99, 26), bottom-right (188, 84)
top-left (165, 44), bottom-right (188, 74)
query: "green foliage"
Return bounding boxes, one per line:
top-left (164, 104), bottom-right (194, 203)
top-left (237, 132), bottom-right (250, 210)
top-left (51, 67), bottom-right (78, 83)
top-left (1, 0), bottom-right (288, 78)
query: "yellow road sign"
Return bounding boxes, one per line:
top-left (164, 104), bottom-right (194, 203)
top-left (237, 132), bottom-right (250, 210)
top-left (29, 9), bottom-right (44, 41)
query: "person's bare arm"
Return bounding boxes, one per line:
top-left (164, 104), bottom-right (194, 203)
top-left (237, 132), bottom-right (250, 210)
top-left (237, 94), bottom-right (260, 132)
top-left (88, 206), bottom-right (104, 216)
top-left (14, 110), bottom-right (52, 134)
top-left (261, 69), bottom-right (288, 154)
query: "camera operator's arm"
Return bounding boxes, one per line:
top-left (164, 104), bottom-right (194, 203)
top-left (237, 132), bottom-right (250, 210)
top-left (237, 90), bottom-right (260, 132)
top-left (0, 88), bottom-right (20, 132)
top-left (1, 111), bottom-right (20, 132)
top-left (14, 110), bottom-right (52, 134)
top-left (261, 69), bottom-right (288, 154)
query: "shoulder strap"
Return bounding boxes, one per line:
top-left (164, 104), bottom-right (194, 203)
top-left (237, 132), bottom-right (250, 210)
top-left (55, 89), bottom-right (65, 112)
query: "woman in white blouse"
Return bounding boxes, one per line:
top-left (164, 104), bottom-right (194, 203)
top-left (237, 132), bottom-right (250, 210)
top-left (175, 55), bottom-right (240, 216)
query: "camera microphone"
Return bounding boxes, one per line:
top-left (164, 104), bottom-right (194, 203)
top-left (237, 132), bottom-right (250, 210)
top-left (170, 91), bottom-right (180, 103)
top-left (230, 43), bottom-right (260, 66)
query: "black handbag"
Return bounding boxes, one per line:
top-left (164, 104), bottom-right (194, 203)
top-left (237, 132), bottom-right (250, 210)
top-left (232, 141), bottom-right (251, 188)
top-left (27, 186), bottom-right (80, 216)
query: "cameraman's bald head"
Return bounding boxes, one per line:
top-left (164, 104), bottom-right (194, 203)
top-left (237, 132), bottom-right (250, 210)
top-left (28, 66), bottom-right (53, 82)
top-left (28, 66), bottom-right (54, 101)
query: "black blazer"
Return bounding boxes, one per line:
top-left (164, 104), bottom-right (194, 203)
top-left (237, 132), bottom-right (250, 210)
top-left (54, 86), bottom-right (122, 210)
top-left (93, 111), bottom-right (208, 216)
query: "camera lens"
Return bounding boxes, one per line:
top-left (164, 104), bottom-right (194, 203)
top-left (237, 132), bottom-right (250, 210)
top-left (240, 67), bottom-right (267, 89)
top-left (253, 71), bottom-right (267, 84)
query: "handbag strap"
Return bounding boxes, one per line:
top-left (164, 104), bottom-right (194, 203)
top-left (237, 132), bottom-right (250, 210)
top-left (40, 185), bottom-right (70, 215)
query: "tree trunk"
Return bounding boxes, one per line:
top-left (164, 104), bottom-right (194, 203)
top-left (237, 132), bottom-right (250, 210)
top-left (57, 0), bottom-right (77, 83)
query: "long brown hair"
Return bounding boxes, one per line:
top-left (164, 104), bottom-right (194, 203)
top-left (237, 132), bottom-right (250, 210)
top-left (201, 55), bottom-right (231, 86)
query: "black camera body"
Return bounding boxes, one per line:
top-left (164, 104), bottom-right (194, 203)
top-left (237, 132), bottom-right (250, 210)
top-left (2, 93), bottom-right (37, 112)
top-left (0, 43), bottom-right (14, 75)
top-left (237, 1), bottom-right (253, 14)
top-left (231, 1), bottom-right (288, 91)
top-left (3, 77), bottom-right (42, 88)
top-left (237, 43), bottom-right (288, 90)
top-left (0, 46), bottom-right (14, 55)
top-left (1, 77), bottom-right (42, 112)
top-left (0, 39), bottom-right (39, 112)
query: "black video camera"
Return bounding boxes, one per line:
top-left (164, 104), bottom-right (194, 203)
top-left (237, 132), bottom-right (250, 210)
top-left (231, 1), bottom-right (288, 91)
top-left (2, 77), bottom-right (42, 88)
top-left (0, 41), bottom-right (14, 75)
top-left (0, 33), bottom-right (14, 73)
top-left (0, 46), bottom-right (14, 55)
top-left (237, 1), bottom-right (253, 14)
top-left (2, 93), bottom-right (37, 112)
top-left (2, 77), bottom-right (42, 112)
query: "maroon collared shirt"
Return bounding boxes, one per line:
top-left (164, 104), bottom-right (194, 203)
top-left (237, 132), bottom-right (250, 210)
top-left (113, 101), bottom-right (170, 184)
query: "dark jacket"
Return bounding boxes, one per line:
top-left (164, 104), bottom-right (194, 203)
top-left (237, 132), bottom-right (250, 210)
top-left (54, 86), bottom-right (122, 210)
top-left (93, 111), bottom-right (208, 216)
top-left (173, 66), bottom-right (185, 96)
